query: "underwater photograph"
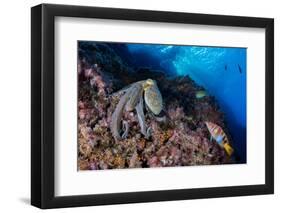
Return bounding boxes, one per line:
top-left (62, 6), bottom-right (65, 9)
top-left (77, 41), bottom-right (246, 171)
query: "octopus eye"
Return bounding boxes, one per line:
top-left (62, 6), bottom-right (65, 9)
top-left (143, 79), bottom-right (155, 91)
top-left (146, 79), bottom-right (154, 86)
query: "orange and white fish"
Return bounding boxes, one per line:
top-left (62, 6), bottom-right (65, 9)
top-left (205, 121), bottom-right (234, 156)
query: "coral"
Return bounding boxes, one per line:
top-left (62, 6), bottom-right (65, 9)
top-left (77, 42), bottom-right (235, 171)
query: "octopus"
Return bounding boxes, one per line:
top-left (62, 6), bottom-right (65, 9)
top-left (110, 79), bottom-right (163, 141)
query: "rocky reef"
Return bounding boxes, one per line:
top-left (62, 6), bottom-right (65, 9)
top-left (78, 42), bottom-right (234, 170)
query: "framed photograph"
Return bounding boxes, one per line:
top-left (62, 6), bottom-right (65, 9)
top-left (31, 4), bottom-right (274, 209)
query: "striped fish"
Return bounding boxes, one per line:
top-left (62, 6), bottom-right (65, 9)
top-left (205, 121), bottom-right (234, 156)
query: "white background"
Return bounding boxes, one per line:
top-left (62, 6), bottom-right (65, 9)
top-left (0, 0), bottom-right (279, 212)
top-left (55, 17), bottom-right (265, 196)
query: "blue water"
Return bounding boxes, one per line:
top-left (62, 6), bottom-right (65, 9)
top-left (116, 43), bottom-right (247, 163)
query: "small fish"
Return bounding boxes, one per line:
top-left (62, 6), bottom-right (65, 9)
top-left (224, 64), bottom-right (227, 71)
top-left (205, 121), bottom-right (234, 156)
top-left (237, 64), bottom-right (242, 74)
top-left (186, 116), bottom-right (193, 121)
top-left (195, 90), bottom-right (207, 99)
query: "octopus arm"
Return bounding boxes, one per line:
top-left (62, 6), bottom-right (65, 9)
top-left (125, 83), bottom-right (143, 111)
top-left (110, 81), bottom-right (142, 99)
top-left (136, 95), bottom-right (150, 138)
top-left (121, 120), bottom-right (129, 139)
top-left (110, 89), bottom-right (131, 140)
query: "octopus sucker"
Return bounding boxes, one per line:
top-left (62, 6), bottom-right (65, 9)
top-left (110, 79), bottom-right (163, 141)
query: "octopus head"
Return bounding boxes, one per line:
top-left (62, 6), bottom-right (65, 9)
top-left (143, 79), bottom-right (163, 115)
top-left (143, 79), bottom-right (154, 90)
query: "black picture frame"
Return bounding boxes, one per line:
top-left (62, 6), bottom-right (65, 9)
top-left (31, 3), bottom-right (274, 209)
